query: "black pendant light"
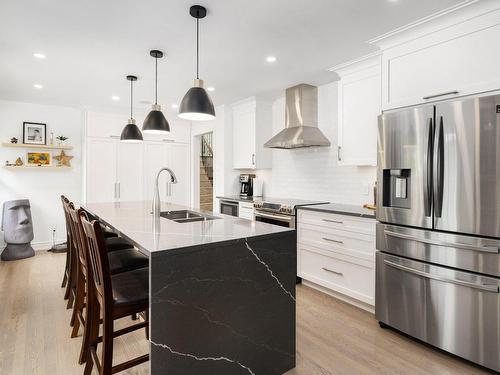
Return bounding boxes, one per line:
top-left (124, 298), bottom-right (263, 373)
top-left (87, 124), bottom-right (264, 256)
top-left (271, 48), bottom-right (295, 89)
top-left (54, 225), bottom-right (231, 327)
top-left (120, 75), bottom-right (143, 143)
top-left (142, 50), bottom-right (170, 134)
top-left (178, 5), bottom-right (215, 121)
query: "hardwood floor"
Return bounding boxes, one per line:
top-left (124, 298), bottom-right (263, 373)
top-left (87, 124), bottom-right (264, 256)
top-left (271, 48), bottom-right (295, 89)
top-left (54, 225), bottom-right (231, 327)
top-left (0, 252), bottom-right (493, 375)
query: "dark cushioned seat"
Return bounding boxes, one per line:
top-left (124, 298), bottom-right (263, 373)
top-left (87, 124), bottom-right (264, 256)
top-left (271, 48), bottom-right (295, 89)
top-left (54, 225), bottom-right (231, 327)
top-left (100, 223), bottom-right (117, 238)
top-left (109, 249), bottom-right (148, 274)
top-left (105, 236), bottom-right (133, 252)
top-left (111, 268), bottom-right (149, 307)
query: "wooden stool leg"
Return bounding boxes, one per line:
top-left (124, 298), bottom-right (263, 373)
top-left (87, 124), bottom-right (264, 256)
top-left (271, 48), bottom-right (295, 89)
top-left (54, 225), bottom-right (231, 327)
top-left (84, 301), bottom-right (99, 375)
top-left (63, 244), bottom-right (72, 301)
top-left (79, 286), bottom-right (93, 364)
top-left (70, 269), bottom-right (85, 337)
top-left (100, 311), bottom-right (114, 375)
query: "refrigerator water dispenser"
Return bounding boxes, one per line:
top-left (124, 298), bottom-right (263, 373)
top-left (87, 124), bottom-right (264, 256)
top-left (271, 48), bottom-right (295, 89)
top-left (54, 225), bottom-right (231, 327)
top-left (382, 169), bottom-right (411, 209)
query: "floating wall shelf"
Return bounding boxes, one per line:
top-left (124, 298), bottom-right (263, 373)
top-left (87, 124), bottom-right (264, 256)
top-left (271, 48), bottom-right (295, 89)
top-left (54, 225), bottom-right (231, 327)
top-left (3, 165), bottom-right (72, 170)
top-left (1, 142), bottom-right (73, 150)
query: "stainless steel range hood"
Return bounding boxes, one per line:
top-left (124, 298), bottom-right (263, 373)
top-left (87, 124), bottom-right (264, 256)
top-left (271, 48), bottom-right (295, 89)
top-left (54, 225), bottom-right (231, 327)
top-left (264, 84), bottom-right (330, 149)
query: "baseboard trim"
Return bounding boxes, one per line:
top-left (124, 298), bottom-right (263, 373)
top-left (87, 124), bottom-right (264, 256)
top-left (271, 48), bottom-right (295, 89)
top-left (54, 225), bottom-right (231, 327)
top-left (301, 279), bottom-right (375, 314)
top-left (32, 240), bottom-right (66, 251)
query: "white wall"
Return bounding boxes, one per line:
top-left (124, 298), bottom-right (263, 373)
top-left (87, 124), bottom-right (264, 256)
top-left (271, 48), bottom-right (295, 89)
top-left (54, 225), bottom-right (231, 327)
top-left (0, 100), bottom-right (82, 250)
top-left (263, 82), bottom-right (377, 205)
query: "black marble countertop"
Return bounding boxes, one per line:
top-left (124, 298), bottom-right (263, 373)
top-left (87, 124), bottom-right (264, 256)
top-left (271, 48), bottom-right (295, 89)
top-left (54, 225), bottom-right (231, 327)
top-left (297, 202), bottom-right (376, 219)
top-left (83, 201), bottom-right (293, 254)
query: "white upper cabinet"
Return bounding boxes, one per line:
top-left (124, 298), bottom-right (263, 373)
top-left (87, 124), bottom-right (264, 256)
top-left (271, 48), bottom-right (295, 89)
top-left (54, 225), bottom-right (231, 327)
top-left (232, 98), bottom-right (272, 169)
top-left (86, 137), bottom-right (117, 203)
top-left (369, 2), bottom-right (500, 110)
top-left (116, 142), bottom-right (144, 202)
top-left (330, 54), bottom-right (381, 166)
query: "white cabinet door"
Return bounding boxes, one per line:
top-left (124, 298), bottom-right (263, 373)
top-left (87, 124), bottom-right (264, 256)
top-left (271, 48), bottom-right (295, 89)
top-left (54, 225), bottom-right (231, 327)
top-left (332, 55), bottom-right (381, 167)
top-left (143, 142), bottom-right (169, 202)
top-left (116, 142), bottom-right (144, 202)
top-left (86, 138), bottom-right (117, 203)
top-left (381, 18), bottom-right (500, 109)
top-left (232, 107), bottom-right (256, 169)
top-left (86, 111), bottom-right (123, 138)
top-left (167, 143), bottom-right (191, 206)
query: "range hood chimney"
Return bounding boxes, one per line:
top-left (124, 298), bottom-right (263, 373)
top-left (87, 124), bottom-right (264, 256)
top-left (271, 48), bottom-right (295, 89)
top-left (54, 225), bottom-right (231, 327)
top-left (264, 84), bottom-right (330, 149)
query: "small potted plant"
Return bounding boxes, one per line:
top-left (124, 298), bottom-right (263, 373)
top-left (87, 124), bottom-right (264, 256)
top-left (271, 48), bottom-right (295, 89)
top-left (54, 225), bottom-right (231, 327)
top-left (56, 135), bottom-right (68, 146)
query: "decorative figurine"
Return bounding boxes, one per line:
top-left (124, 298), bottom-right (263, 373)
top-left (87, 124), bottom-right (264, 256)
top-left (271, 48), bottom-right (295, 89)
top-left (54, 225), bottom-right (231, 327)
top-left (15, 157), bottom-right (23, 166)
top-left (56, 135), bottom-right (68, 146)
top-left (10, 137), bottom-right (18, 144)
top-left (1, 199), bottom-right (35, 261)
top-left (54, 150), bottom-right (73, 167)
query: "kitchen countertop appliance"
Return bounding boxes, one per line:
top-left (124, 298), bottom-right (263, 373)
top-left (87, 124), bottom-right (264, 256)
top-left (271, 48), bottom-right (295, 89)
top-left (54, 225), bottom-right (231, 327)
top-left (375, 92), bottom-right (500, 373)
top-left (254, 198), bottom-right (328, 229)
top-left (239, 174), bottom-right (255, 198)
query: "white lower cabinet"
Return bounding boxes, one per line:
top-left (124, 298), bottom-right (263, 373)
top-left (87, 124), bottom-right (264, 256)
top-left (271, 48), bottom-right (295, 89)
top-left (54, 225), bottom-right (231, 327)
top-left (297, 209), bottom-right (376, 307)
top-left (238, 201), bottom-right (254, 220)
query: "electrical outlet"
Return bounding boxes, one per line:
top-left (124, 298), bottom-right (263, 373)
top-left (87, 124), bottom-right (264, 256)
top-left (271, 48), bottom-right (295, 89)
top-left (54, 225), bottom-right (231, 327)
top-left (361, 184), bottom-right (370, 196)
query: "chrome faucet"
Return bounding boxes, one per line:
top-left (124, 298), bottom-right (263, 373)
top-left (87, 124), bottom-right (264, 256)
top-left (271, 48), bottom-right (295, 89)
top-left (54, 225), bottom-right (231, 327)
top-left (152, 167), bottom-right (178, 218)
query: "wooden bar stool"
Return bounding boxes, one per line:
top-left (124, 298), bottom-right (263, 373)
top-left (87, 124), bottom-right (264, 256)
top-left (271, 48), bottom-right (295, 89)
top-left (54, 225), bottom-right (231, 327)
top-left (62, 200), bottom-right (135, 312)
top-left (68, 206), bottom-right (148, 364)
top-left (80, 212), bottom-right (149, 375)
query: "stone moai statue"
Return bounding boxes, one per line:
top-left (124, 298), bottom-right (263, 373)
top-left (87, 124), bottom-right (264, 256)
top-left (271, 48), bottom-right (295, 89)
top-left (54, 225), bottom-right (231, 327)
top-left (1, 199), bottom-right (35, 261)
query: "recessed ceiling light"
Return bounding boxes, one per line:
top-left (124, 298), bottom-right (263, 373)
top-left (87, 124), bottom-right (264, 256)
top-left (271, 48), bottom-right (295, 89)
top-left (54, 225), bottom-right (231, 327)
top-left (207, 87), bottom-right (215, 92)
top-left (266, 56), bottom-right (277, 63)
top-left (33, 84), bottom-right (43, 89)
top-left (33, 52), bottom-right (46, 59)
top-left (111, 95), bottom-right (120, 101)
top-left (171, 104), bottom-right (179, 109)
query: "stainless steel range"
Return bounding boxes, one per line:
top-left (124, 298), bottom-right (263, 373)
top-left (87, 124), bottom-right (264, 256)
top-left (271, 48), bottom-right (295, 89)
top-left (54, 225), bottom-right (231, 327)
top-left (254, 198), bottom-right (328, 228)
top-left (376, 92), bottom-right (500, 373)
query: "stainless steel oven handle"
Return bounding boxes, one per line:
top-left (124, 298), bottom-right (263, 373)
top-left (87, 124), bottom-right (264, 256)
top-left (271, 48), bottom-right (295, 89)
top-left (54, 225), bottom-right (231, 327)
top-left (221, 201), bottom-right (239, 207)
top-left (384, 259), bottom-right (499, 293)
top-left (255, 212), bottom-right (293, 222)
top-left (384, 229), bottom-right (499, 254)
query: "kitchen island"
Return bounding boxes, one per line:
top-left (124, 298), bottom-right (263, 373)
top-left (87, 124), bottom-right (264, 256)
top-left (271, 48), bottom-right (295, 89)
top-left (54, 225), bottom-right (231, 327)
top-left (83, 201), bottom-right (296, 375)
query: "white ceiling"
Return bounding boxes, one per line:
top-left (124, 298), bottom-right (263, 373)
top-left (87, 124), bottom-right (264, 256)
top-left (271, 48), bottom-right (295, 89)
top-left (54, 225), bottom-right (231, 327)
top-left (0, 0), bottom-right (463, 113)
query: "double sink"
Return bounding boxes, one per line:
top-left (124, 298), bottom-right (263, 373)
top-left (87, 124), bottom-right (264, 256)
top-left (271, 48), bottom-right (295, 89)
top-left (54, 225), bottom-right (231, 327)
top-left (160, 210), bottom-right (220, 223)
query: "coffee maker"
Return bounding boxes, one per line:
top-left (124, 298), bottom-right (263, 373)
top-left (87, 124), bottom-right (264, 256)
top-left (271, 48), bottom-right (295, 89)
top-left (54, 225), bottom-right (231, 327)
top-left (239, 174), bottom-right (255, 198)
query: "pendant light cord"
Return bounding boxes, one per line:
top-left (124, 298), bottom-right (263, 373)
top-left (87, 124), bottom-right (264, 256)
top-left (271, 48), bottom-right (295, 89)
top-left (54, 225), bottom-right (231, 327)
top-left (130, 79), bottom-right (133, 119)
top-left (196, 17), bottom-right (199, 79)
top-left (155, 56), bottom-right (158, 104)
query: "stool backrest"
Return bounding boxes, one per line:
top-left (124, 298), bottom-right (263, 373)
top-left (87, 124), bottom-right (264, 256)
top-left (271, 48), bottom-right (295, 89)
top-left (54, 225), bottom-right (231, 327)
top-left (68, 205), bottom-right (88, 273)
top-left (61, 196), bottom-right (72, 249)
top-left (80, 213), bottom-right (112, 307)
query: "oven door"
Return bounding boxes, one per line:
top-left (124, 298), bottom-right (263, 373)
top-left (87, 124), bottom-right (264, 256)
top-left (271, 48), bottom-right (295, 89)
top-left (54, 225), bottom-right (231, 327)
top-left (255, 211), bottom-right (295, 228)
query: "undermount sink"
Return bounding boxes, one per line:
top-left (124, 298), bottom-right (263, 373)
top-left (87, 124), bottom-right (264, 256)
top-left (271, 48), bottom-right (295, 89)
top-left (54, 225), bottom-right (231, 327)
top-left (160, 210), bottom-right (220, 223)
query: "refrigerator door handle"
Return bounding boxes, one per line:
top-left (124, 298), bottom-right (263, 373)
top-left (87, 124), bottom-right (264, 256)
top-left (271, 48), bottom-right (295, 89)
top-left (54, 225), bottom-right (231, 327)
top-left (423, 117), bottom-right (433, 217)
top-left (433, 116), bottom-right (444, 218)
top-left (383, 259), bottom-right (499, 293)
top-left (384, 229), bottom-right (500, 254)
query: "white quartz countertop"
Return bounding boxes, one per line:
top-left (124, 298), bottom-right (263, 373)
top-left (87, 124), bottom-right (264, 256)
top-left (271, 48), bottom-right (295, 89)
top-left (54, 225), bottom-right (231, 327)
top-left (83, 201), bottom-right (293, 254)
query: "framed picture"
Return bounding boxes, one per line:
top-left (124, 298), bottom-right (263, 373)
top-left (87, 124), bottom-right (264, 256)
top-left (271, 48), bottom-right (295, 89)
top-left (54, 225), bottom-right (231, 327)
top-left (26, 151), bottom-right (52, 166)
top-left (23, 122), bottom-right (46, 145)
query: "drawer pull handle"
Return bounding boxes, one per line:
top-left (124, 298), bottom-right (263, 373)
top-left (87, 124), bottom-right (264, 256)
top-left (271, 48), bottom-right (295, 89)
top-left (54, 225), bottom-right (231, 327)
top-left (322, 237), bottom-right (344, 244)
top-left (322, 267), bottom-right (343, 276)
top-left (322, 219), bottom-right (343, 224)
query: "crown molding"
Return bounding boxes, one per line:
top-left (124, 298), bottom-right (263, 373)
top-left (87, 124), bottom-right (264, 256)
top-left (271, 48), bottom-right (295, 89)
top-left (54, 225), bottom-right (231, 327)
top-left (328, 51), bottom-right (381, 76)
top-left (367, 0), bottom-right (500, 50)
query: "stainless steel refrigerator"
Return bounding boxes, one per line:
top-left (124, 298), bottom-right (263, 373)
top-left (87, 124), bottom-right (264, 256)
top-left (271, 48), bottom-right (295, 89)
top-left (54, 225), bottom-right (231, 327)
top-left (375, 92), bottom-right (500, 372)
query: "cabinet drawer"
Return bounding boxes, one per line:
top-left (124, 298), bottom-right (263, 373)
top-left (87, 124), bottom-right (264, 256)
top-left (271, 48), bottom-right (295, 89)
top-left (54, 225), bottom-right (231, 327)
top-left (239, 207), bottom-right (254, 220)
top-left (239, 201), bottom-right (254, 210)
top-left (299, 247), bottom-right (374, 305)
top-left (299, 224), bottom-right (374, 261)
top-left (298, 210), bottom-right (375, 235)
